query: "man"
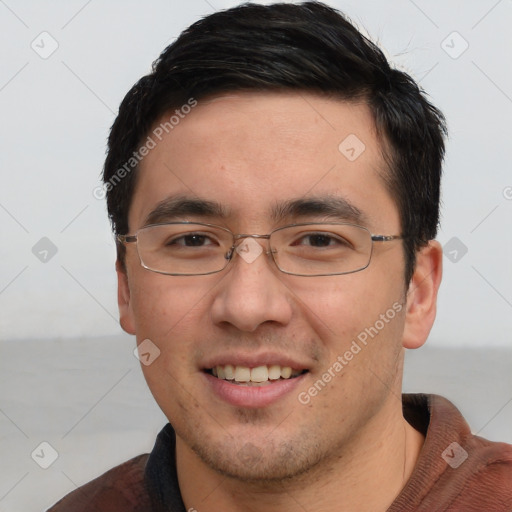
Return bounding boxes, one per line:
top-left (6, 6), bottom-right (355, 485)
top-left (49, 2), bottom-right (512, 511)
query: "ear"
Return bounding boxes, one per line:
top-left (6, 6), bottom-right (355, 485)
top-left (116, 260), bottom-right (136, 335)
top-left (402, 240), bottom-right (443, 349)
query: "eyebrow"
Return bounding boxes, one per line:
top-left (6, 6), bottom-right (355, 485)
top-left (144, 195), bottom-right (229, 226)
top-left (270, 196), bottom-right (366, 225)
top-left (143, 194), bottom-right (366, 227)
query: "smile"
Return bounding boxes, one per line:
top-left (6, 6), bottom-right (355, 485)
top-left (206, 364), bottom-right (307, 386)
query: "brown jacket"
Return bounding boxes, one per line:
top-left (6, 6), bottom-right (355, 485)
top-left (48, 394), bottom-right (512, 511)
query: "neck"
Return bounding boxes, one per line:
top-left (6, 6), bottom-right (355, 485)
top-left (176, 396), bottom-right (425, 512)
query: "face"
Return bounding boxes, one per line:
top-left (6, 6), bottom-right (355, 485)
top-left (119, 92), bottom-right (412, 481)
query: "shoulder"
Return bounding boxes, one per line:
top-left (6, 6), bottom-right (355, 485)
top-left (47, 453), bottom-right (151, 512)
top-left (457, 432), bottom-right (512, 504)
top-left (428, 394), bottom-right (512, 503)
top-left (398, 394), bottom-right (512, 511)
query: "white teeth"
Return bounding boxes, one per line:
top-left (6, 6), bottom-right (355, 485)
top-left (250, 365), bottom-right (268, 382)
top-left (224, 364), bottom-right (235, 380)
top-left (234, 366), bottom-right (251, 382)
top-left (280, 366), bottom-right (292, 379)
top-left (211, 364), bottom-right (303, 383)
top-left (268, 365), bottom-right (281, 380)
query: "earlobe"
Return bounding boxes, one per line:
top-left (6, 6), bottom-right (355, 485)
top-left (116, 261), bottom-right (136, 335)
top-left (402, 241), bottom-right (443, 349)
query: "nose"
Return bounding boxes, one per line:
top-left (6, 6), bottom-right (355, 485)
top-left (210, 238), bottom-right (293, 332)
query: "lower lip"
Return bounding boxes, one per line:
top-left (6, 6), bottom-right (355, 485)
top-left (203, 371), bottom-right (307, 408)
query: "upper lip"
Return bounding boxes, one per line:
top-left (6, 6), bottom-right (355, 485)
top-left (201, 352), bottom-right (310, 371)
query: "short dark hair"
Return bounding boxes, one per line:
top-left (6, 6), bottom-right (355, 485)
top-left (103, 1), bottom-right (447, 283)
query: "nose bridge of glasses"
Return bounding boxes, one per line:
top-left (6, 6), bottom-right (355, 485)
top-left (226, 233), bottom-right (274, 261)
top-left (233, 233), bottom-right (271, 241)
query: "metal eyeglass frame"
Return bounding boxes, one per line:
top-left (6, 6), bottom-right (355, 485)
top-left (117, 221), bottom-right (405, 277)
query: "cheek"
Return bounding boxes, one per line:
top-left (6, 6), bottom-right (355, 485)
top-left (289, 267), bottom-right (404, 347)
top-left (129, 271), bottom-right (212, 336)
top-left (129, 274), bottom-right (211, 418)
top-left (128, 274), bottom-right (208, 387)
top-left (297, 275), bottom-right (406, 408)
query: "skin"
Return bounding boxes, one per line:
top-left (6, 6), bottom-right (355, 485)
top-left (117, 92), bottom-right (443, 512)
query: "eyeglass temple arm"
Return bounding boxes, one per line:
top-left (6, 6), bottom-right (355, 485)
top-left (371, 234), bottom-right (404, 242)
top-left (117, 234), bottom-right (137, 243)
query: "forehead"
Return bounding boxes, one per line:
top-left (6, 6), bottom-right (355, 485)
top-left (129, 92), bottom-right (398, 232)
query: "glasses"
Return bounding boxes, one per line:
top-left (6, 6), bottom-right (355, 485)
top-left (117, 222), bottom-right (404, 277)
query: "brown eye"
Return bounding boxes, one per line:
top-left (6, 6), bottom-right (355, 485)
top-left (304, 234), bottom-right (334, 247)
top-left (166, 233), bottom-right (216, 247)
top-left (293, 233), bottom-right (351, 249)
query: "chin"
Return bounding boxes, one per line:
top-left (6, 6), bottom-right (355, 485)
top-left (189, 434), bottom-right (325, 484)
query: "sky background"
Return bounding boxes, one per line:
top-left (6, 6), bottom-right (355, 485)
top-left (1, 0), bottom-right (511, 346)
